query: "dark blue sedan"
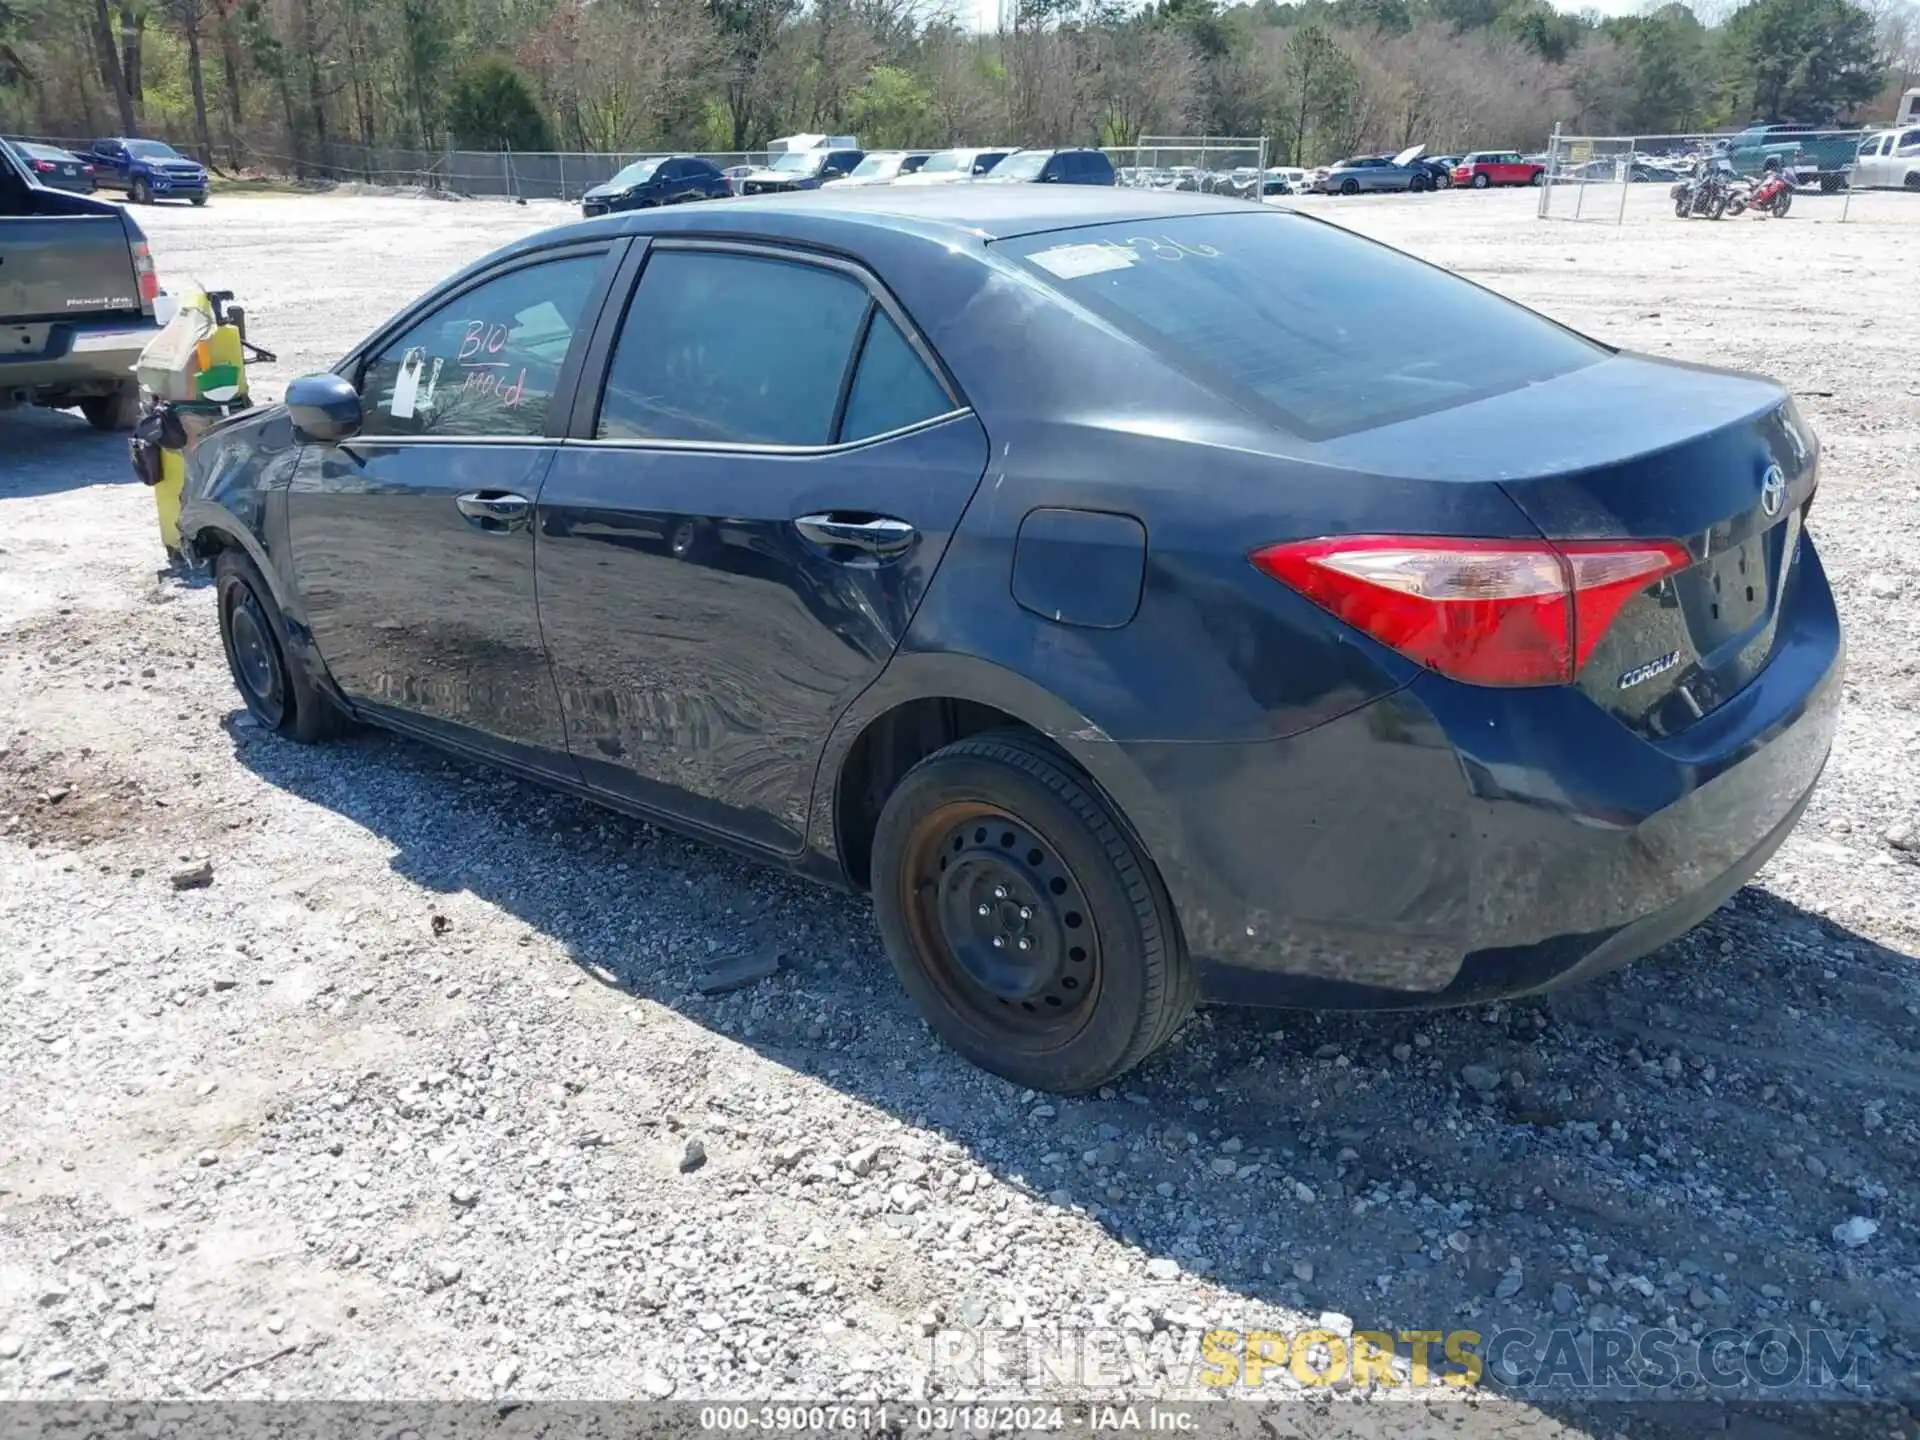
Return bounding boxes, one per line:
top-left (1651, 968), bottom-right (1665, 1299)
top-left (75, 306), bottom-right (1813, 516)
top-left (178, 188), bottom-right (1841, 1093)
top-left (580, 155), bottom-right (731, 217)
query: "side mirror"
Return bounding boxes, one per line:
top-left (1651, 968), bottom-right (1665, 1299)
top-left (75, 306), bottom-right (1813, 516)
top-left (286, 372), bottom-right (362, 444)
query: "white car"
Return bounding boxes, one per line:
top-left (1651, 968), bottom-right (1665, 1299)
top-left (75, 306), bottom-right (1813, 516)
top-left (824, 151), bottom-right (932, 188)
top-left (1851, 126), bottom-right (1920, 190)
top-left (891, 147), bottom-right (1016, 186)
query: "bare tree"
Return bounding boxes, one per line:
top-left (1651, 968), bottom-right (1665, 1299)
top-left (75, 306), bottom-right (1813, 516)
top-left (91, 0), bottom-right (138, 132)
top-left (1090, 22), bottom-right (1197, 145)
top-left (159, 0), bottom-right (216, 161)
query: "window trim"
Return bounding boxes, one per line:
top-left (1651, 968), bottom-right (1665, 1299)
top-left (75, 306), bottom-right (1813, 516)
top-left (335, 238), bottom-right (626, 446)
top-left (569, 237), bottom-right (971, 455)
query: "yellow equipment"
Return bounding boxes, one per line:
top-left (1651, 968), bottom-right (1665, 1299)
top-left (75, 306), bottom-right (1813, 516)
top-left (129, 289), bottom-right (273, 563)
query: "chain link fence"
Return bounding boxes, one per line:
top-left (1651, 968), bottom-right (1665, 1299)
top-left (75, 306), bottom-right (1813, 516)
top-left (19, 134), bottom-right (771, 201)
top-left (1538, 126), bottom-right (1916, 225)
top-left (1107, 136), bottom-right (1271, 199)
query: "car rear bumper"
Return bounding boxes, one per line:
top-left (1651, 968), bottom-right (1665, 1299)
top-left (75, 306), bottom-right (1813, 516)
top-left (1103, 533), bottom-right (1843, 1009)
top-left (0, 318), bottom-right (155, 402)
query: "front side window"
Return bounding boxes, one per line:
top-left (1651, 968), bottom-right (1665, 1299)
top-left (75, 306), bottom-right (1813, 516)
top-left (357, 255), bottom-right (602, 440)
top-left (770, 152), bottom-right (824, 174)
top-left (1001, 211), bottom-right (1602, 441)
top-left (1899, 129), bottom-right (1920, 152)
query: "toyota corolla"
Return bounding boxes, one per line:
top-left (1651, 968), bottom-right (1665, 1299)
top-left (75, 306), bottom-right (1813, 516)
top-left (178, 188), bottom-right (1842, 1093)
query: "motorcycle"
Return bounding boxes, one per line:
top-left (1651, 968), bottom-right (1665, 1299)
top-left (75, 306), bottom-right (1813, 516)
top-left (1730, 167), bottom-right (1795, 217)
top-left (1671, 163), bottom-right (1735, 219)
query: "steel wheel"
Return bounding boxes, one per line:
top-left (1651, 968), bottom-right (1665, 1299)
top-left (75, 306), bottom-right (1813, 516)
top-left (871, 730), bottom-right (1194, 1092)
top-left (222, 579), bottom-right (287, 727)
top-left (899, 801), bottom-right (1102, 1044)
top-left (213, 549), bottom-right (345, 743)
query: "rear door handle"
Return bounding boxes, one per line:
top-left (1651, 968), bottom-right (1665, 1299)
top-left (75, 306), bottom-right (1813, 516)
top-left (456, 491), bottom-right (531, 531)
top-left (794, 513), bottom-right (918, 560)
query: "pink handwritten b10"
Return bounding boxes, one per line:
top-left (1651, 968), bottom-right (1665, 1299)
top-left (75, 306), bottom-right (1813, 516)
top-left (458, 320), bottom-right (510, 363)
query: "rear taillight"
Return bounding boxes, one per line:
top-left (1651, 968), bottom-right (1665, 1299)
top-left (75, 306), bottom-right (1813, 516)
top-left (32, 159), bottom-right (54, 172)
top-left (130, 238), bottom-right (160, 315)
top-left (1251, 535), bottom-right (1692, 687)
top-left (83, 165), bottom-right (96, 176)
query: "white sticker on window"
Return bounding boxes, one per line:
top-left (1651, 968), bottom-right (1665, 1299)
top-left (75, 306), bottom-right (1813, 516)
top-left (1027, 242), bottom-right (1137, 279)
top-left (390, 347), bottom-right (425, 419)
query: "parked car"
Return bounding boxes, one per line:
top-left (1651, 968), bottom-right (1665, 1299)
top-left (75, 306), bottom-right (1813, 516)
top-left (720, 164), bottom-right (755, 195)
top-left (1313, 149), bottom-right (1433, 194)
top-left (738, 147), bottom-right (865, 194)
top-left (85, 137), bottom-right (208, 205)
top-left (891, 147), bottom-right (1015, 185)
top-left (1452, 151), bottom-right (1545, 188)
top-left (176, 188), bottom-right (1841, 1093)
top-left (826, 151), bottom-right (934, 187)
top-left (1715, 125), bottom-right (1862, 192)
top-left (1269, 166), bottom-right (1307, 194)
top-left (1413, 156), bottom-right (1455, 189)
top-left (4, 139), bottom-right (96, 193)
top-left (1848, 126), bottom-right (1920, 190)
top-left (580, 156), bottom-right (730, 216)
top-left (1, 138), bottom-right (160, 428)
top-left (975, 148), bottom-right (1116, 186)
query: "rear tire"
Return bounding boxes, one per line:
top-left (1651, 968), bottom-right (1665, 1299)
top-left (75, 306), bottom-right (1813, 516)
top-left (871, 730), bottom-right (1194, 1093)
top-left (1472, 172), bottom-right (1490, 189)
top-left (79, 383), bottom-right (141, 432)
top-left (1409, 173), bottom-right (1430, 193)
top-left (215, 549), bottom-right (347, 744)
top-left (1771, 189), bottom-right (1792, 217)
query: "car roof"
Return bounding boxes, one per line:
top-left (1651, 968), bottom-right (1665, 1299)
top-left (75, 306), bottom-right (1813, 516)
top-left (549, 185), bottom-right (1252, 246)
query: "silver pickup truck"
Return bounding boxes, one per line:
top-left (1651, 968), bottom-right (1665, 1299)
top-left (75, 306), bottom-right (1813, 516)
top-left (1, 139), bottom-right (162, 429)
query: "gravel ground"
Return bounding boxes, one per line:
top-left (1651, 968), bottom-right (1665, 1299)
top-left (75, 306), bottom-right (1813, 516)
top-left (1, 188), bottom-right (1916, 1426)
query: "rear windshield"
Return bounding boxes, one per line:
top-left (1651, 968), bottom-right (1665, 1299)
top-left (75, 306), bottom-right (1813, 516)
top-left (996, 211), bottom-right (1602, 440)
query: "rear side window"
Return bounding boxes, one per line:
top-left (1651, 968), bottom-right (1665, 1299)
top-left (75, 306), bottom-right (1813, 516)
top-left (597, 251), bottom-right (870, 445)
top-left (1000, 211), bottom-right (1601, 440)
top-left (842, 312), bottom-right (952, 440)
top-left (356, 255), bottom-right (602, 440)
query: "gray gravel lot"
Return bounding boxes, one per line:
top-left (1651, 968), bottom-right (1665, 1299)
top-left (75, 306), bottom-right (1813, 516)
top-left (0, 188), bottom-right (1916, 1426)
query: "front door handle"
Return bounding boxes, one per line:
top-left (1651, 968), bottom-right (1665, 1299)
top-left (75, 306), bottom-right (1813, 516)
top-left (794, 513), bottom-right (918, 560)
top-left (456, 491), bottom-right (531, 531)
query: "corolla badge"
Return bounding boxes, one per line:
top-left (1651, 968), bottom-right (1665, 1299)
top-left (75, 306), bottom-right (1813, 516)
top-left (1618, 650), bottom-right (1681, 690)
top-left (1760, 464), bottom-right (1787, 519)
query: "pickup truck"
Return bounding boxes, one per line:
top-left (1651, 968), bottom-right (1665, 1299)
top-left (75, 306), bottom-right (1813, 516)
top-left (85, 136), bottom-right (209, 206)
top-left (1, 140), bottom-right (162, 429)
top-left (1714, 125), bottom-right (1863, 191)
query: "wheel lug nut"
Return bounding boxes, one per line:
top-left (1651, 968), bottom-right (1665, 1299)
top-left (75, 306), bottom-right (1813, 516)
top-left (1018, 906), bottom-right (1032, 921)
top-left (991, 936), bottom-right (1006, 949)
top-left (1017, 938), bottom-right (1033, 952)
top-left (977, 904), bottom-right (991, 917)
top-left (993, 886), bottom-right (1009, 900)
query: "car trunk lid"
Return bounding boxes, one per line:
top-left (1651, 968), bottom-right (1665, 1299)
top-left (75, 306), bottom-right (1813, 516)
top-left (1311, 354), bottom-right (1813, 738)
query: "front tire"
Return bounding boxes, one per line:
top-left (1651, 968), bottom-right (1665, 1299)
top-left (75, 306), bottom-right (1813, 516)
top-left (871, 731), bottom-right (1194, 1093)
top-left (129, 175), bottom-right (151, 204)
top-left (215, 549), bottom-right (346, 743)
top-left (190, 193), bottom-right (208, 207)
top-left (1338, 178), bottom-right (1359, 195)
top-left (1770, 189), bottom-right (1792, 217)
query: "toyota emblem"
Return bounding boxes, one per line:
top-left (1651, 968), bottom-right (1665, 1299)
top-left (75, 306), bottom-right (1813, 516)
top-left (1760, 464), bottom-right (1786, 519)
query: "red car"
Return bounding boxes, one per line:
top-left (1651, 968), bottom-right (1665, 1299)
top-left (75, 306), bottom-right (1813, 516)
top-left (1452, 151), bottom-right (1545, 188)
